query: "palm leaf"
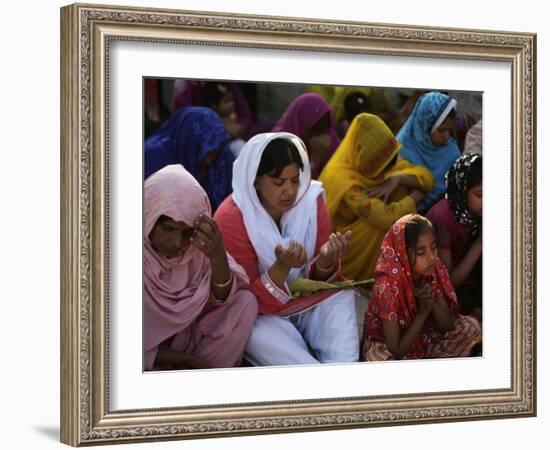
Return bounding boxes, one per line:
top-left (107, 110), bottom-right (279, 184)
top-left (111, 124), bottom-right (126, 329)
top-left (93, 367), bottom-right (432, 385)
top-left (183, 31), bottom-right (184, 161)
top-left (289, 277), bottom-right (374, 298)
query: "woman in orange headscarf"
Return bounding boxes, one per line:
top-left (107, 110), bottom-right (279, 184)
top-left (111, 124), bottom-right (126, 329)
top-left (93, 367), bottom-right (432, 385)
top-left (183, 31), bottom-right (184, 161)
top-left (319, 113), bottom-right (434, 281)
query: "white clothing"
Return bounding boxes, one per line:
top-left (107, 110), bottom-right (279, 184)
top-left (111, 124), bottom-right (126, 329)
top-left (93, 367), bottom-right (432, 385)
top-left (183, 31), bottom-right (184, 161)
top-left (244, 290), bottom-right (359, 366)
top-left (232, 132), bottom-right (323, 283)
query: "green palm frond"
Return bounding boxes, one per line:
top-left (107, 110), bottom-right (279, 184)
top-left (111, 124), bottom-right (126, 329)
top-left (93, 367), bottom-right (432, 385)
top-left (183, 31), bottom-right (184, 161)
top-left (289, 277), bottom-right (374, 298)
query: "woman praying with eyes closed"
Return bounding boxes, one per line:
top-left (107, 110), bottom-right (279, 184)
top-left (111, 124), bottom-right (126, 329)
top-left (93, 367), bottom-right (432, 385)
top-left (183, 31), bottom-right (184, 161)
top-left (215, 132), bottom-right (360, 366)
top-left (143, 164), bottom-right (257, 371)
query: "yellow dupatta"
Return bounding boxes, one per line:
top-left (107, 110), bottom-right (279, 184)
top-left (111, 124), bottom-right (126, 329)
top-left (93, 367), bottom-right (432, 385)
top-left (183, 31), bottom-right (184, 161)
top-left (320, 113), bottom-right (434, 280)
top-left (321, 113), bottom-right (400, 217)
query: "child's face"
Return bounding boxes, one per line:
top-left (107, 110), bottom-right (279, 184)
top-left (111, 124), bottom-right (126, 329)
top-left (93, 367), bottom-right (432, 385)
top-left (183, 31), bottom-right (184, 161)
top-left (408, 230), bottom-right (438, 277)
top-left (149, 216), bottom-right (194, 259)
top-left (466, 183), bottom-right (482, 217)
top-left (430, 116), bottom-right (454, 147)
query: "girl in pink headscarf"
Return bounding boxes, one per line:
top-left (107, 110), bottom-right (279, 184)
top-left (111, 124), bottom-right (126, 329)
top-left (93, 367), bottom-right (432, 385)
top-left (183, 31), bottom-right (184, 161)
top-left (144, 164), bottom-right (258, 371)
top-left (272, 93), bottom-right (340, 179)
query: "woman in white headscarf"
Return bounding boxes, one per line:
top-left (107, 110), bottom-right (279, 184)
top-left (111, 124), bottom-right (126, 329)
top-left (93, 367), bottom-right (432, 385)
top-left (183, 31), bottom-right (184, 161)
top-left (215, 132), bottom-right (360, 366)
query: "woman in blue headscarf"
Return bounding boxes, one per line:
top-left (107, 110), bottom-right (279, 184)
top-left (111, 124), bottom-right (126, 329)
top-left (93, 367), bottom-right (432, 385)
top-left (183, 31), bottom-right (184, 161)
top-left (144, 106), bottom-right (234, 210)
top-left (397, 91), bottom-right (461, 212)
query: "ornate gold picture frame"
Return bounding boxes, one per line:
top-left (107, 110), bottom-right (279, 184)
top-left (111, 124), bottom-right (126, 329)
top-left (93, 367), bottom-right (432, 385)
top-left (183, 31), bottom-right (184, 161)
top-left (60, 3), bottom-right (536, 446)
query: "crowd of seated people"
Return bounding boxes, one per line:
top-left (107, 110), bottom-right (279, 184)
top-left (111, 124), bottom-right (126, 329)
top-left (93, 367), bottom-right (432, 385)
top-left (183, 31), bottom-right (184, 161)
top-left (143, 80), bottom-right (483, 370)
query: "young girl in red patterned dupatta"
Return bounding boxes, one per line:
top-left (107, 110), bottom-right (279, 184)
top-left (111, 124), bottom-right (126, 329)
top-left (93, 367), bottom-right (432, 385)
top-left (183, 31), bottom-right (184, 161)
top-left (362, 214), bottom-right (481, 361)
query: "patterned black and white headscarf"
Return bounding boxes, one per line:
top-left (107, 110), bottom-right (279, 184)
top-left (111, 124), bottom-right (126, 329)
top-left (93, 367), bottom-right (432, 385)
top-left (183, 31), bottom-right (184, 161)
top-left (445, 152), bottom-right (482, 236)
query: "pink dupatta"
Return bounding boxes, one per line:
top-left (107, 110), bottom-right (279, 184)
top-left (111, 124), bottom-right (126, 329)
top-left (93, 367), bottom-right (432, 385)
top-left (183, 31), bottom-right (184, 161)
top-left (143, 164), bottom-right (248, 369)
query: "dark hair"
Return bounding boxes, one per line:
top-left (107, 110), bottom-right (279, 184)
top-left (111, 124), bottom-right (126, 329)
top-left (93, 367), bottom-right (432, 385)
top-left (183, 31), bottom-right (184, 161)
top-left (202, 82), bottom-right (230, 107)
top-left (344, 92), bottom-right (372, 122)
top-left (440, 107), bottom-right (456, 123)
top-left (156, 215), bottom-right (172, 224)
top-left (404, 214), bottom-right (434, 268)
top-left (256, 138), bottom-right (304, 178)
top-left (467, 156), bottom-right (482, 190)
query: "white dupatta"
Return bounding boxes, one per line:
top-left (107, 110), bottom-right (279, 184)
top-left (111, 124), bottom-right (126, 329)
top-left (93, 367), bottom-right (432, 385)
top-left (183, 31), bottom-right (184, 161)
top-left (232, 132), bottom-right (323, 283)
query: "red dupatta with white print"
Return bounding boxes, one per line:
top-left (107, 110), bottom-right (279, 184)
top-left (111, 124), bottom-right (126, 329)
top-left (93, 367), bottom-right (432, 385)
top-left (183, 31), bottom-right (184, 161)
top-left (363, 214), bottom-right (459, 358)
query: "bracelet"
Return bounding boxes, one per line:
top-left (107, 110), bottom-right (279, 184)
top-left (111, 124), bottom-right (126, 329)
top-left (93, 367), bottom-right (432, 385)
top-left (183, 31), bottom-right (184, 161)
top-left (211, 273), bottom-right (233, 289)
top-left (316, 258), bottom-right (336, 272)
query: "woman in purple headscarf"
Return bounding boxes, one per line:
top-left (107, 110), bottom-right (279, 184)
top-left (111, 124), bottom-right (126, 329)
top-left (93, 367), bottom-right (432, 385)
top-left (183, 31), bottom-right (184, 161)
top-left (272, 93), bottom-right (340, 179)
top-left (144, 106), bottom-right (234, 211)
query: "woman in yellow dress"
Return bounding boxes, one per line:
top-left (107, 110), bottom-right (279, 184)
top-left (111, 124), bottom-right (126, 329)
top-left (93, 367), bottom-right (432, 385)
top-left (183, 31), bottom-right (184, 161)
top-left (319, 113), bottom-right (434, 281)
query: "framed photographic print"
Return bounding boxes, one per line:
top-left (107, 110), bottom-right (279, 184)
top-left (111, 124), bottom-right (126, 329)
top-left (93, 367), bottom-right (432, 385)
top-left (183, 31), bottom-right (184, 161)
top-left (60, 2), bottom-right (536, 446)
